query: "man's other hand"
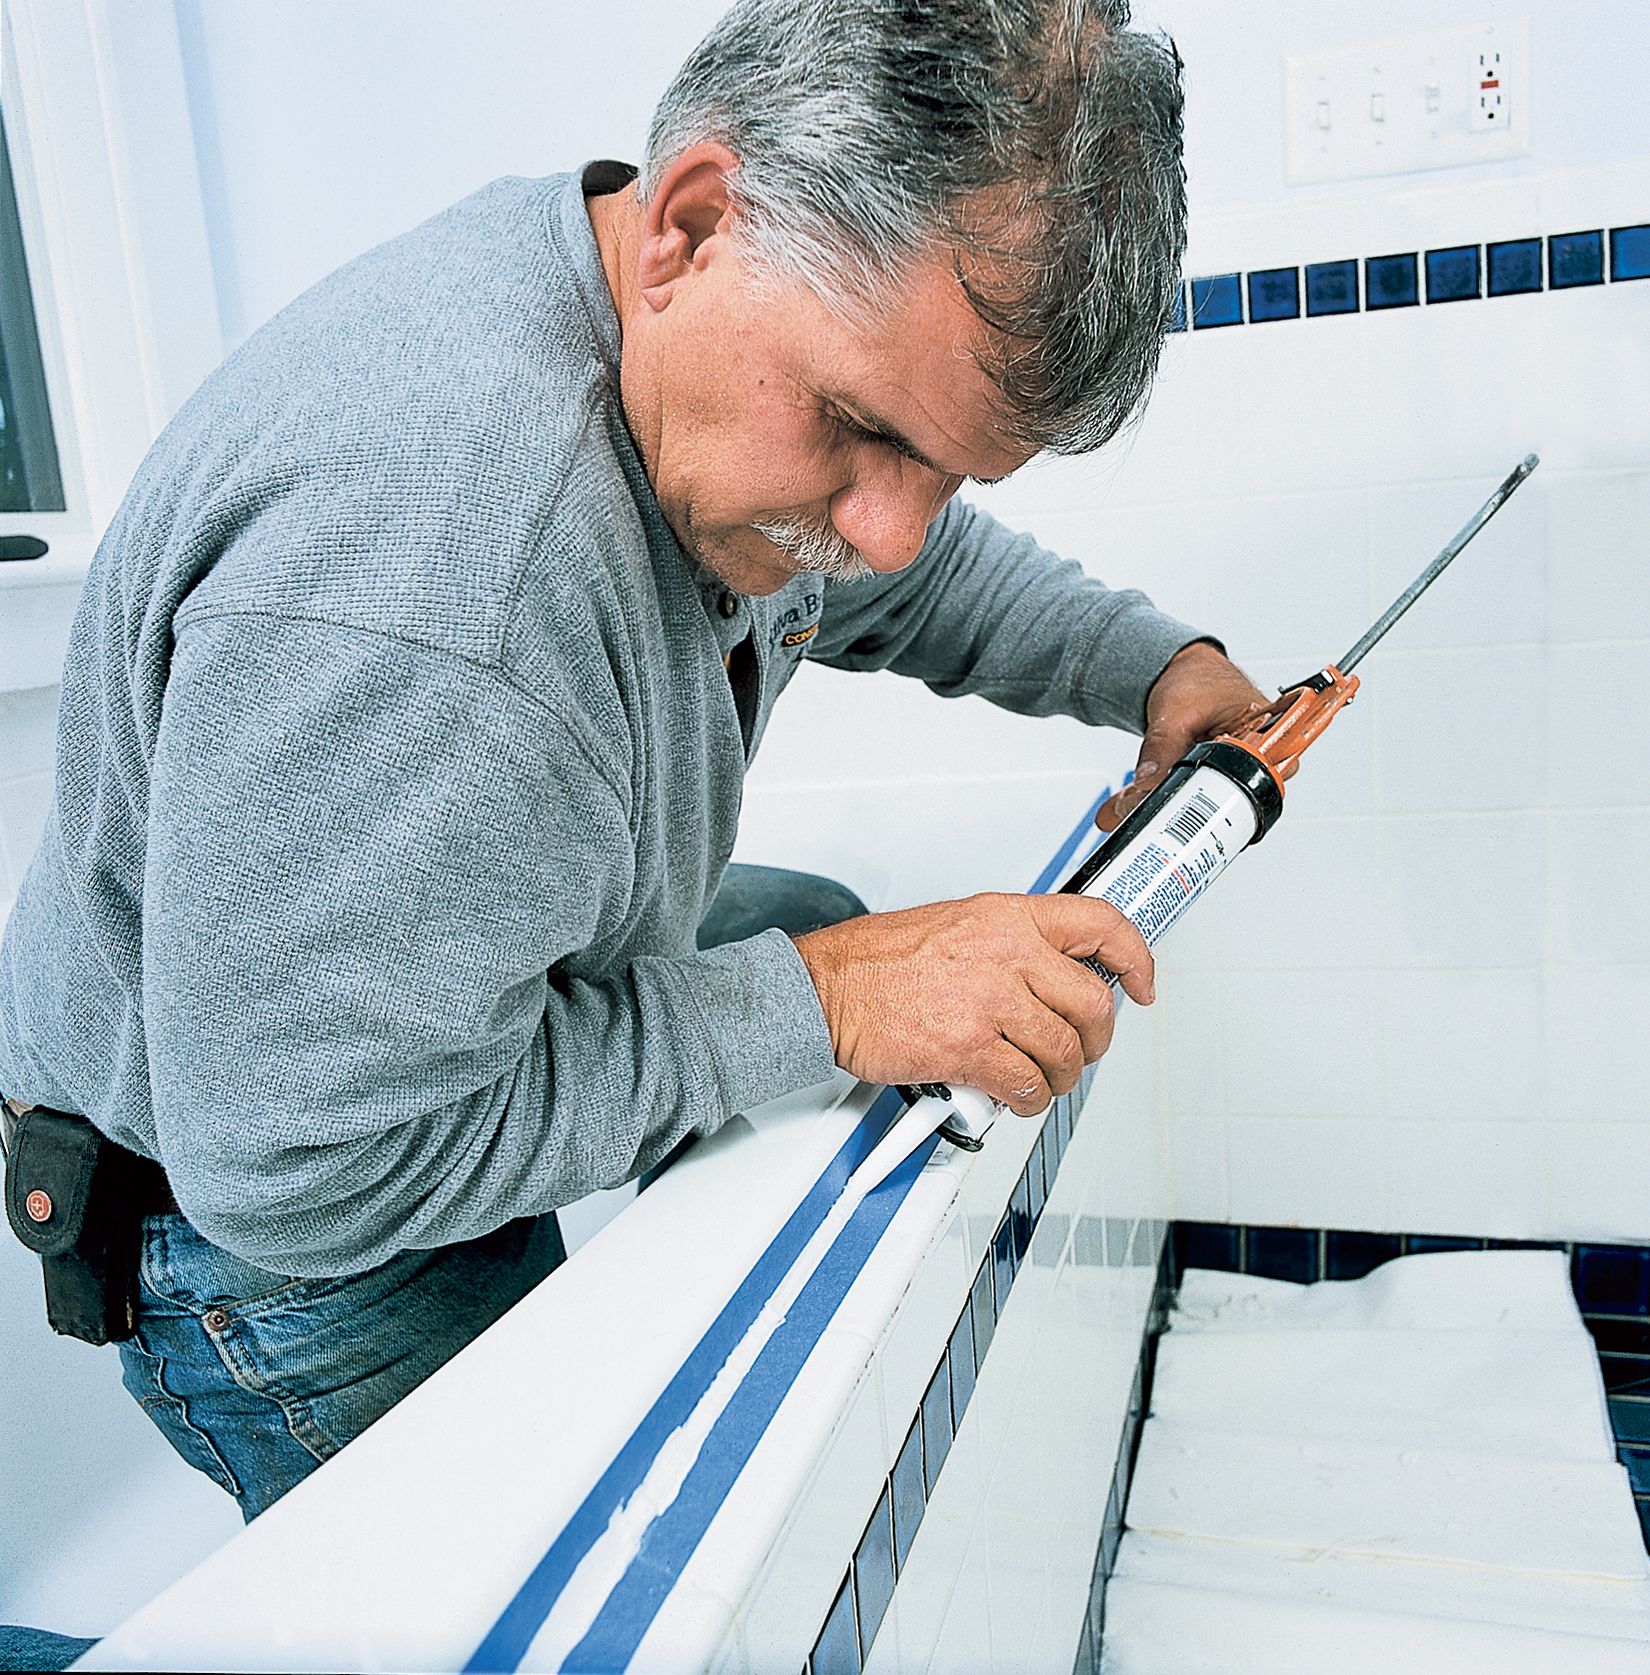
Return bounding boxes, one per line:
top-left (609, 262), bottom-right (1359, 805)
top-left (1097, 641), bottom-right (1272, 830)
top-left (793, 893), bottom-right (1155, 1117)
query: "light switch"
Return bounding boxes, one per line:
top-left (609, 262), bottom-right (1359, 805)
top-left (1316, 99), bottom-right (1331, 130)
top-left (1370, 92), bottom-right (1386, 121)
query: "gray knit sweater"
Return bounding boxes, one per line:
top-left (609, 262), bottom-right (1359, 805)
top-left (0, 164), bottom-right (1203, 1274)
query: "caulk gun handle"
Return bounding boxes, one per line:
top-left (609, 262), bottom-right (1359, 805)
top-left (1218, 665), bottom-right (1360, 786)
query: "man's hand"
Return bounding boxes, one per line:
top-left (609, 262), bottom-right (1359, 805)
top-left (793, 893), bottom-right (1155, 1117)
top-left (1096, 640), bottom-right (1272, 830)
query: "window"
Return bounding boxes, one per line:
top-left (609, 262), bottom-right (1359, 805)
top-left (0, 106), bottom-right (64, 515)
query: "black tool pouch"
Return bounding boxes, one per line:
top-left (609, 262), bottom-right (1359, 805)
top-left (4, 1107), bottom-right (144, 1345)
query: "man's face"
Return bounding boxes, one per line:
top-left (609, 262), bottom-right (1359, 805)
top-left (627, 239), bottom-right (1037, 597)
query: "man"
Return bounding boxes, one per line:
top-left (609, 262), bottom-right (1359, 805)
top-left (0, 0), bottom-right (1263, 1520)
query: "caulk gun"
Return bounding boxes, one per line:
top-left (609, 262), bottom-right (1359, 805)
top-left (864, 453), bottom-right (1542, 1188)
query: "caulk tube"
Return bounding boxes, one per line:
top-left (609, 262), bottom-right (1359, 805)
top-left (860, 742), bottom-right (1283, 1191)
top-left (1061, 739), bottom-right (1284, 974)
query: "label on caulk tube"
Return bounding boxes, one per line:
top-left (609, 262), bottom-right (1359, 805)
top-left (1075, 765), bottom-right (1259, 962)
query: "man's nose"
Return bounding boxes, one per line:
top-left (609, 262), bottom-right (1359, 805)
top-left (829, 465), bottom-right (962, 573)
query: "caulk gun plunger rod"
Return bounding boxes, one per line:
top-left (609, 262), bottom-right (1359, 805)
top-left (1337, 452), bottom-right (1540, 676)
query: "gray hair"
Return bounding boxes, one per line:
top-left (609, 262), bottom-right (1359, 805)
top-left (641, 0), bottom-right (1186, 455)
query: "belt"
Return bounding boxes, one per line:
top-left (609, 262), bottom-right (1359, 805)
top-left (1, 1095), bottom-right (178, 1216)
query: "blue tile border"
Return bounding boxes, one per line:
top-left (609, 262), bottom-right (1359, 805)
top-left (805, 1063), bottom-right (1118, 1675)
top-left (1170, 219), bottom-right (1647, 334)
top-left (1171, 1221), bottom-right (1650, 1560)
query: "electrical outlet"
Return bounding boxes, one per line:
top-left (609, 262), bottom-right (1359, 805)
top-left (1473, 42), bottom-right (1507, 131)
top-left (1285, 21), bottom-right (1528, 184)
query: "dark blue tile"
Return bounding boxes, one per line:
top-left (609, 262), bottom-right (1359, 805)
top-left (1550, 229), bottom-right (1605, 288)
top-left (1087, 1560), bottom-right (1107, 1648)
top-left (1245, 1225), bottom-right (1319, 1284)
top-left (1590, 1317), bottom-right (1650, 1357)
top-left (1636, 1496), bottom-right (1650, 1550)
top-left (1175, 1220), bottom-right (1241, 1279)
top-left (853, 1483), bottom-right (896, 1661)
top-left (1402, 1234), bottom-right (1483, 1255)
top-left (970, 1256), bottom-right (996, 1363)
top-left (1612, 224), bottom-right (1650, 281)
top-left (1609, 1397), bottom-right (1650, 1445)
top-left (1365, 252), bottom-right (1419, 309)
top-left (1326, 1230), bottom-right (1403, 1280)
top-left (1190, 273), bottom-right (1243, 328)
top-left (1011, 1172), bottom-right (1033, 1264)
top-left (948, 1307), bottom-right (977, 1430)
top-left (811, 1571), bottom-right (860, 1675)
top-left (1246, 266), bottom-right (1300, 322)
top-left (1574, 1245), bottom-right (1650, 1316)
top-left (1305, 259), bottom-right (1359, 316)
top-left (1425, 244), bottom-right (1481, 302)
top-left (1167, 281), bottom-right (1188, 332)
top-left (1622, 1447), bottom-right (1650, 1495)
top-left (1487, 237), bottom-right (1543, 296)
top-left (891, 1417), bottom-right (924, 1571)
top-left (920, 1357), bottom-right (952, 1495)
top-left (993, 1212), bottom-right (1014, 1303)
top-left (1601, 1357), bottom-right (1650, 1396)
top-left (1028, 1129), bottom-right (1049, 1221)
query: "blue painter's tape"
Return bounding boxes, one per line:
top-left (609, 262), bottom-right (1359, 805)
top-left (463, 1085), bottom-right (904, 1673)
top-left (560, 1138), bottom-right (941, 1672)
top-left (469, 787), bottom-right (1101, 1673)
top-left (1029, 780), bottom-right (1118, 896)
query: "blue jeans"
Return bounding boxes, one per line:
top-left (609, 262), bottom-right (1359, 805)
top-left (116, 863), bottom-right (865, 1520)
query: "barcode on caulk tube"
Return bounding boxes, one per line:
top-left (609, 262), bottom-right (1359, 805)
top-left (1162, 789), bottom-right (1220, 847)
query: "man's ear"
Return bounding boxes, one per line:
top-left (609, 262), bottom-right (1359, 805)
top-left (637, 142), bottom-right (741, 311)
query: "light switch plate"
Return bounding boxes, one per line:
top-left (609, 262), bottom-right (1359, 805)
top-left (1284, 21), bottom-right (1530, 186)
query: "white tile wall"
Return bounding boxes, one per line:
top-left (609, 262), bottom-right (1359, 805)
top-left (753, 156), bottom-right (1650, 1246)
top-left (0, 683), bottom-right (60, 912)
top-left (1139, 161), bottom-right (1650, 1244)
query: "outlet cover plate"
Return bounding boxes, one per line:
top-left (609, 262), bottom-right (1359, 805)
top-left (1284, 21), bottom-right (1530, 186)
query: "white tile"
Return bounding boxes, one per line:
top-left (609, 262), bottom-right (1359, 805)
top-left (1221, 967), bottom-right (1385, 1120)
top-left (1153, 973), bottom-right (1228, 1117)
top-left (1545, 1122), bottom-right (1650, 1244)
top-left (1348, 304), bottom-right (1552, 489)
top-left (1038, 490), bottom-right (1373, 674)
top-left (1384, 1119), bottom-right (1543, 1239)
top-left (1547, 811), bottom-right (1650, 965)
top-left (0, 683), bottom-right (60, 781)
top-left (1545, 966), bottom-right (1650, 1122)
top-left (1526, 285), bottom-right (1650, 474)
top-left (1381, 968), bottom-right (1543, 1123)
top-left (1365, 476), bottom-right (1546, 654)
top-left (0, 773), bottom-right (53, 885)
top-left (1372, 647), bottom-right (1546, 813)
top-left (1184, 814), bottom-right (1391, 972)
top-left (1546, 472), bottom-right (1650, 644)
top-left (1547, 641), bottom-right (1650, 808)
top-left (1384, 814), bottom-right (1545, 968)
top-left (1224, 1117), bottom-right (1391, 1231)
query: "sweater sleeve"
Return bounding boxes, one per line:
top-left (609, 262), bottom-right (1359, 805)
top-left (807, 498), bottom-right (1214, 734)
top-left (143, 612), bottom-right (836, 1276)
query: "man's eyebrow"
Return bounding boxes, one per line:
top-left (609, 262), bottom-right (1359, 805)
top-left (832, 396), bottom-right (1011, 486)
